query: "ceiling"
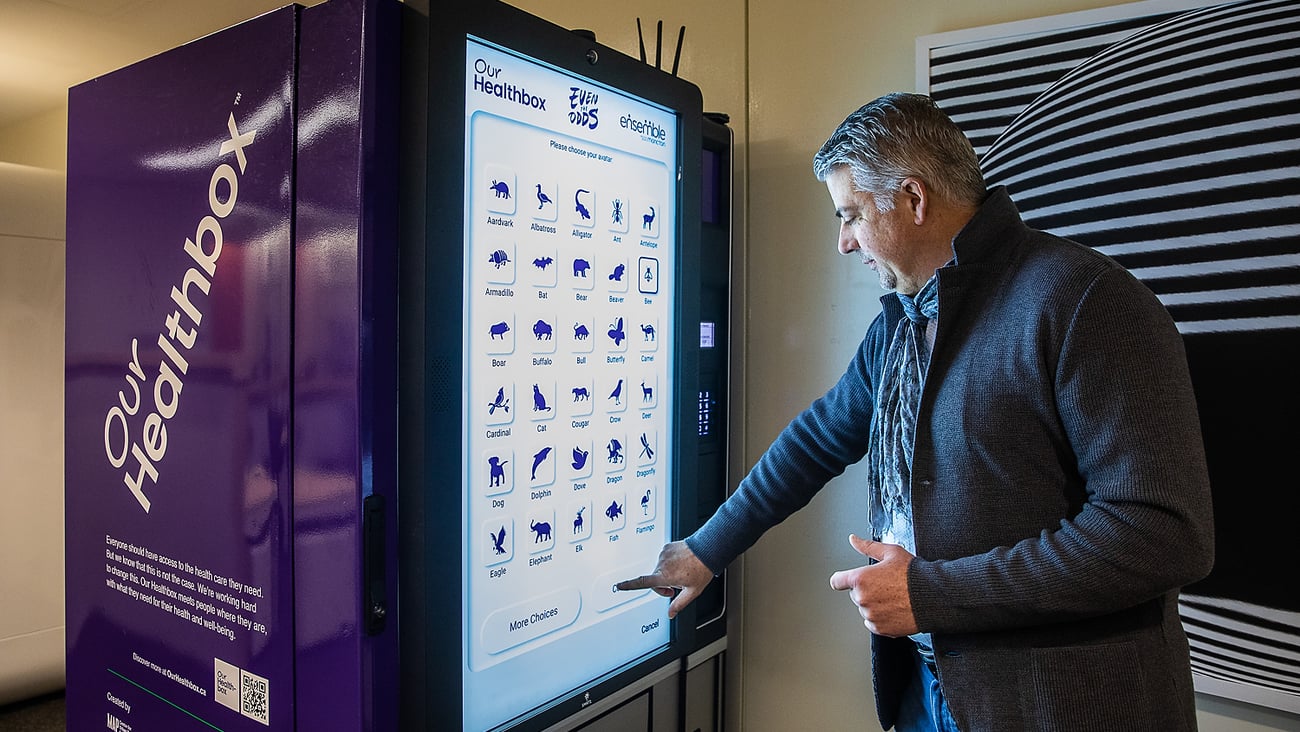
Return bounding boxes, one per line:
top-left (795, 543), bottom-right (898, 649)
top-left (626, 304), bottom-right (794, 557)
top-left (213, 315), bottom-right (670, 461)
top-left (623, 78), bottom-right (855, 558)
top-left (0, 0), bottom-right (324, 130)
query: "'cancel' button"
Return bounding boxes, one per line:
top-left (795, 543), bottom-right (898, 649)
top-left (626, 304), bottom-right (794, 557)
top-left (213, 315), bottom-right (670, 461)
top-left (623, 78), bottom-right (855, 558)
top-left (481, 588), bottom-right (581, 655)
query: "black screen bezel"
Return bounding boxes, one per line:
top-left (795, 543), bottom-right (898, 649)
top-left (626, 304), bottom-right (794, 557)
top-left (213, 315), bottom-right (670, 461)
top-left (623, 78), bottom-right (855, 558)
top-left (400, 1), bottom-right (704, 729)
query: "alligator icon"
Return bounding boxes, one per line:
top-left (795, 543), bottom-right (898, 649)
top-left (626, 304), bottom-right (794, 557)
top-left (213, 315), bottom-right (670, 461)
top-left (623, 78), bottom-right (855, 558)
top-left (575, 189), bottom-right (592, 221)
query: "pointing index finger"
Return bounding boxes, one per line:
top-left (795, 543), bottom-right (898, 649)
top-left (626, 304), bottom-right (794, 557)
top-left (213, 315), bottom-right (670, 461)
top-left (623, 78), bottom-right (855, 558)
top-left (615, 574), bottom-right (664, 592)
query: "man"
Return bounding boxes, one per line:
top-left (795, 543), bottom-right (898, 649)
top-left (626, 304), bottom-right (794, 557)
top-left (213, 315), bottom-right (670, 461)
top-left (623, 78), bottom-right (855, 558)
top-left (617, 93), bottom-right (1214, 731)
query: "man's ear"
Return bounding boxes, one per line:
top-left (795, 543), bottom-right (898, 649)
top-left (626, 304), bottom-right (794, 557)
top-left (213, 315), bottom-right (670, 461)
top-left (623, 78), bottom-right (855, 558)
top-left (899, 177), bottom-right (927, 226)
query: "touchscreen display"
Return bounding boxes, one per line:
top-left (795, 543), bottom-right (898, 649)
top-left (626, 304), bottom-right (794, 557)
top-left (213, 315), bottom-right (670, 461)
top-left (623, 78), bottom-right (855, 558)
top-left (462, 37), bottom-right (676, 730)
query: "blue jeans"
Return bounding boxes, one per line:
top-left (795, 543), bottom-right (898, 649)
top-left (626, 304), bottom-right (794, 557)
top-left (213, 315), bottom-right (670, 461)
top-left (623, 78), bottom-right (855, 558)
top-left (894, 649), bottom-right (960, 732)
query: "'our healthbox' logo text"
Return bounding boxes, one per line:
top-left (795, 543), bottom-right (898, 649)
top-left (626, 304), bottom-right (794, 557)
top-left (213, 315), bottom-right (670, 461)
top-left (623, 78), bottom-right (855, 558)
top-left (473, 58), bottom-right (548, 110)
top-left (102, 112), bottom-right (256, 514)
top-left (568, 87), bottom-right (599, 130)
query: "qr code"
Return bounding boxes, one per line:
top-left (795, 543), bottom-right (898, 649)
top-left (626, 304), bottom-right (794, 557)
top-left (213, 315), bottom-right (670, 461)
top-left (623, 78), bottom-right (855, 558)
top-left (240, 668), bottom-right (270, 726)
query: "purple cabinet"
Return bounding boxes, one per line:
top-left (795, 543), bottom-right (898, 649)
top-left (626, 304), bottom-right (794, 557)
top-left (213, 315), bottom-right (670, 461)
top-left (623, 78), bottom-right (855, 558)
top-left (65, 1), bottom-right (398, 729)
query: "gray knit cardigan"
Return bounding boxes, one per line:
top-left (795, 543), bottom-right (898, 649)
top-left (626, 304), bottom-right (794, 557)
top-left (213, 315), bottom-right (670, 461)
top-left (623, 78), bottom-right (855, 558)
top-left (686, 187), bottom-right (1215, 731)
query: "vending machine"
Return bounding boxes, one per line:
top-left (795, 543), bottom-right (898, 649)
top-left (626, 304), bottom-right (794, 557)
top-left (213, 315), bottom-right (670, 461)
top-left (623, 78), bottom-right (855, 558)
top-left (64, 1), bottom-right (730, 730)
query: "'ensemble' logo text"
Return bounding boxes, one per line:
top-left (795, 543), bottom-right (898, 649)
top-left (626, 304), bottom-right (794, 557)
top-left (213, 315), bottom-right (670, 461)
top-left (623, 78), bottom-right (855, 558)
top-left (620, 114), bottom-right (667, 146)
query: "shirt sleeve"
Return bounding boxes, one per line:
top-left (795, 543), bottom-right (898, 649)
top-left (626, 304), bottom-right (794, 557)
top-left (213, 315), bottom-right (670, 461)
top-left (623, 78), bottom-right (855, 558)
top-left (685, 317), bottom-right (884, 574)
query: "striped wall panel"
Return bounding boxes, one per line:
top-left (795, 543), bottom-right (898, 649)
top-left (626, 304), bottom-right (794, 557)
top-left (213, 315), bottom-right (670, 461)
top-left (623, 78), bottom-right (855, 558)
top-left (920, 0), bottom-right (1300, 715)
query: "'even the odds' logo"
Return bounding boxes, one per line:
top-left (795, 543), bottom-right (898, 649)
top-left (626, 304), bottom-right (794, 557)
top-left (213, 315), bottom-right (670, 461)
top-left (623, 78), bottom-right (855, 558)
top-left (568, 87), bottom-right (599, 130)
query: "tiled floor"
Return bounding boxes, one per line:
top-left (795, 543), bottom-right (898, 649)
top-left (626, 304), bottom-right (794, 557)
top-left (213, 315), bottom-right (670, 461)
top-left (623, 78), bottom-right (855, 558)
top-left (0, 691), bottom-right (64, 731)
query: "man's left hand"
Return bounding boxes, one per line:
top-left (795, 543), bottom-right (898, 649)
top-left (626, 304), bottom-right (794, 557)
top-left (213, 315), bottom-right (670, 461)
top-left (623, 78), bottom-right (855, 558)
top-left (828, 534), bottom-right (918, 637)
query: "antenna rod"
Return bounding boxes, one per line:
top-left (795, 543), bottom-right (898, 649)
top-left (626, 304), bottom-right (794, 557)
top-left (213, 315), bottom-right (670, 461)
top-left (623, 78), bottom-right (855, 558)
top-left (655, 20), bottom-right (663, 69)
top-left (671, 26), bottom-right (685, 76)
top-left (636, 18), bottom-right (646, 63)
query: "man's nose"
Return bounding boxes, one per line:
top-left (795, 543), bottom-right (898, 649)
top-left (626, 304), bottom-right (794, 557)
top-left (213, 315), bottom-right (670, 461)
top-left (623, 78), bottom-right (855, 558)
top-left (838, 224), bottom-right (859, 255)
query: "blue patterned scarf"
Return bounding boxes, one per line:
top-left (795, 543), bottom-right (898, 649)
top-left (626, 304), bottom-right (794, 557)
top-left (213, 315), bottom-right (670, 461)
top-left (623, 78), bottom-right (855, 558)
top-left (866, 275), bottom-right (939, 553)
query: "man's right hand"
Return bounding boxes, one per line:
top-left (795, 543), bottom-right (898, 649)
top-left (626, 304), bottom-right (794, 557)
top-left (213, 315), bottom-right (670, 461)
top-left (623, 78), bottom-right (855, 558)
top-left (614, 541), bottom-right (714, 618)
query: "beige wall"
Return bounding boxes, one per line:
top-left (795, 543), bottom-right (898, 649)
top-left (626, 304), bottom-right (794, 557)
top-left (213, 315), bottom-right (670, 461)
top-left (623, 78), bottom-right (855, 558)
top-left (0, 108), bottom-right (67, 171)
top-left (0, 162), bottom-right (66, 705)
top-left (2, 0), bottom-right (1297, 728)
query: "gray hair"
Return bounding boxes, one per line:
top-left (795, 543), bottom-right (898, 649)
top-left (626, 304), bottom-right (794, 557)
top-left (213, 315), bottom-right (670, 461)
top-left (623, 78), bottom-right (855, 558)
top-left (812, 93), bottom-right (986, 210)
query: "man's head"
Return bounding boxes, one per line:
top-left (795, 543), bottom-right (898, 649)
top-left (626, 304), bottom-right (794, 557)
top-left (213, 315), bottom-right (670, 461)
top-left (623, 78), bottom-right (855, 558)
top-left (813, 93), bottom-right (985, 211)
top-left (814, 94), bottom-right (985, 294)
